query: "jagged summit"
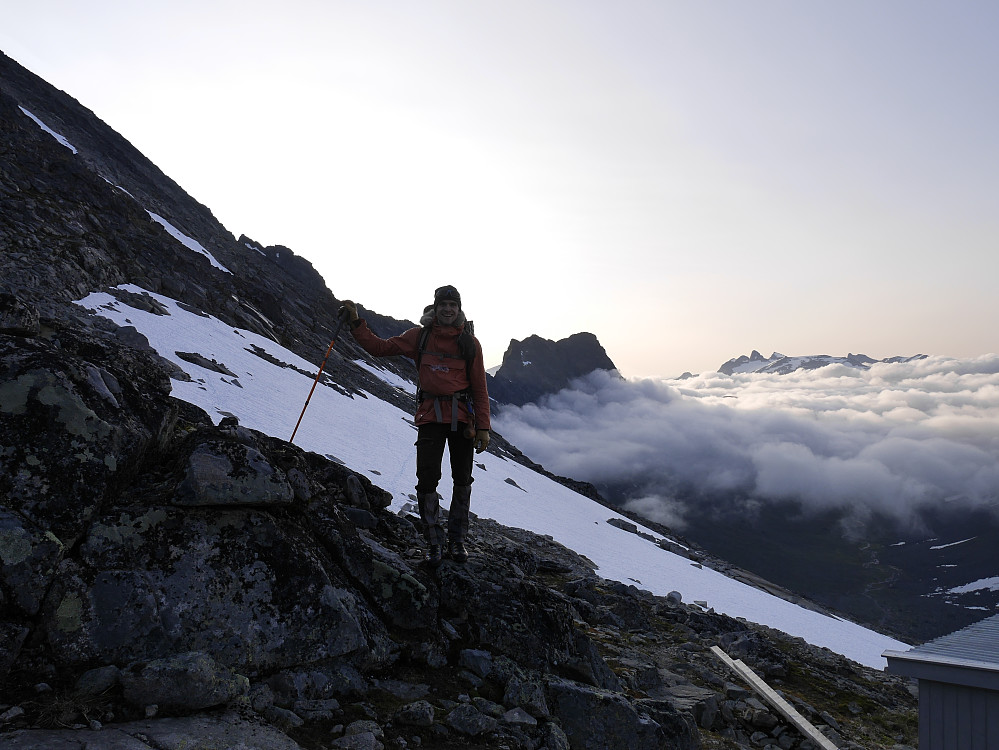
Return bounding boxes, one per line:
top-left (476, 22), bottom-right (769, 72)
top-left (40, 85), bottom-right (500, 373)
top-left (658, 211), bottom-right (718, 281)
top-left (718, 350), bottom-right (926, 376)
top-left (489, 331), bottom-right (618, 406)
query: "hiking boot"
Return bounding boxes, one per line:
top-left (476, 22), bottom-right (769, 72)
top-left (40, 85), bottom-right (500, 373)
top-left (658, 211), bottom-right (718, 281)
top-left (447, 539), bottom-right (468, 563)
top-left (426, 544), bottom-right (443, 568)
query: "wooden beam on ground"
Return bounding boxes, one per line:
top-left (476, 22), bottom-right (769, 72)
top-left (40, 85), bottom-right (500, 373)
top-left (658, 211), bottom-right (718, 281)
top-left (710, 645), bottom-right (839, 750)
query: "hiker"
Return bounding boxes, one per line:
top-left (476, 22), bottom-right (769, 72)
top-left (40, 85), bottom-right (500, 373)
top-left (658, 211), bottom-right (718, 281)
top-left (339, 285), bottom-right (491, 567)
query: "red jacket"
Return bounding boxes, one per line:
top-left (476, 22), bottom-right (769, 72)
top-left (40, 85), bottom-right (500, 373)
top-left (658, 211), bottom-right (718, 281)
top-left (351, 319), bottom-right (491, 431)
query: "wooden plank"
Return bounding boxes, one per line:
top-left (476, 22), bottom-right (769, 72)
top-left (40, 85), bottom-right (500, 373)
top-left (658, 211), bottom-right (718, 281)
top-left (710, 645), bottom-right (839, 750)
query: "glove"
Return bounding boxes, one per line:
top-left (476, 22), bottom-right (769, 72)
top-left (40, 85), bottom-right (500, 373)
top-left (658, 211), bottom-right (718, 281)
top-left (338, 300), bottom-right (360, 328)
top-left (473, 429), bottom-right (490, 454)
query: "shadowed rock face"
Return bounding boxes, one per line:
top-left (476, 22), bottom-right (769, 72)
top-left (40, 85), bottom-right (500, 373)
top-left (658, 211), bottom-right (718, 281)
top-left (0, 325), bottom-right (175, 547)
top-left (489, 332), bottom-right (619, 407)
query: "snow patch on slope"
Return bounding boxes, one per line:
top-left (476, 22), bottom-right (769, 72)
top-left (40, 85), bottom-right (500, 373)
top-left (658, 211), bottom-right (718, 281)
top-left (18, 106), bottom-right (78, 153)
top-left (147, 212), bottom-right (231, 274)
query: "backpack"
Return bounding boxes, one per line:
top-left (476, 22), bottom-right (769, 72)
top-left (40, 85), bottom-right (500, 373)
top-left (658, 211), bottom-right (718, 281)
top-left (415, 318), bottom-right (476, 388)
top-left (414, 317), bottom-right (478, 433)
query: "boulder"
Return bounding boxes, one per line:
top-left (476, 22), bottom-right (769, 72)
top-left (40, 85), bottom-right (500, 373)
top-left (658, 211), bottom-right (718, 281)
top-left (446, 703), bottom-right (498, 736)
top-left (504, 675), bottom-right (551, 719)
top-left (42, 506), bottom-right (372, 670)
top-left (121, 651), bottom-right (248, 711)
top-left (546, 678), bottom-right (680, 750)
top-left (0, 331), bottom-right (171, 546)
top-left (393, 699), bottom-right (435, 727)
top-left (176, 440), bottom-right (294, 506)
top-left (0, 507), bottom-right (64, 615)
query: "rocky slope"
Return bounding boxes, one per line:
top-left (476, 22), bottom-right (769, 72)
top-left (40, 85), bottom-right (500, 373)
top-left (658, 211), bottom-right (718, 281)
top-left (0, 314), bottom-right (916, 748)
top-left (1, 50), bottom-right (918, 748)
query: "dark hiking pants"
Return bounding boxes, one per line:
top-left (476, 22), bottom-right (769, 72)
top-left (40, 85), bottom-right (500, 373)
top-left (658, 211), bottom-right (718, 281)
top-left (415, 422), bottom-right (474, 545)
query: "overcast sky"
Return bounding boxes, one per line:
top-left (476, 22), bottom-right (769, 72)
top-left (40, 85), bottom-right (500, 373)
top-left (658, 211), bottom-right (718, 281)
top-left (4, 1), bottom-right (997, 376)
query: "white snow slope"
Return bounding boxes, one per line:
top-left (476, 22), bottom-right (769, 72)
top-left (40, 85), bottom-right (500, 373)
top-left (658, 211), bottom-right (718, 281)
top-left (76, 286), bottom-right (909, 669)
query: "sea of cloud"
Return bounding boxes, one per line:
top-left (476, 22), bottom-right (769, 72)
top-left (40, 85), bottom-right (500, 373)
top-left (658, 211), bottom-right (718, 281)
top-left (494, 355), bottom-right (999, 531)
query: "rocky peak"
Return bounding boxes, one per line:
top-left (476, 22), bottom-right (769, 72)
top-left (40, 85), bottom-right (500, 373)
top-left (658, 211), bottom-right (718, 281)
top-left (489, 332), bottom-right (618, 406)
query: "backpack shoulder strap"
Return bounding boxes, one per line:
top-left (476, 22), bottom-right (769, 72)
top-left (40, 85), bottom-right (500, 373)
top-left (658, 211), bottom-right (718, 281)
top-left (415, 325), bottom-right (432, 372)
top-left (460, 324), bottom-right (477, 384)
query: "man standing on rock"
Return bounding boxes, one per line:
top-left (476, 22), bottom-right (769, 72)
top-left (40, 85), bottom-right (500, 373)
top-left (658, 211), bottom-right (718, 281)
top-left (339, 286), bottom-right (491, 567)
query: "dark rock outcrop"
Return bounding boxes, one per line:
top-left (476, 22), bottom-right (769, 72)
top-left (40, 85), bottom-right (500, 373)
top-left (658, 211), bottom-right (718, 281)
top-left (490, 332), bottom-right (618, 406)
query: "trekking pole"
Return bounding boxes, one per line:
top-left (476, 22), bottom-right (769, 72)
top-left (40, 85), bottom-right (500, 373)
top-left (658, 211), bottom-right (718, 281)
top-left (290, 310), bottom-right (348, 444)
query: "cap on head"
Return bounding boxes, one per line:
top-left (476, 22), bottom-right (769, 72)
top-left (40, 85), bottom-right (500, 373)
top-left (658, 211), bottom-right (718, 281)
top-left (434, 285), bottom-right (461, 307)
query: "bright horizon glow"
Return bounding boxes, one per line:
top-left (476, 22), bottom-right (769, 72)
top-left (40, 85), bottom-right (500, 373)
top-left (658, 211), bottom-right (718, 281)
top-left (4, 1), bottom-right (998, 376)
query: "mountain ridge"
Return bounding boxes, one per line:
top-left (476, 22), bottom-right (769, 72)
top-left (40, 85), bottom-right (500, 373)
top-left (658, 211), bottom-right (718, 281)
top-left (718, 350), bottom-right (928, 376)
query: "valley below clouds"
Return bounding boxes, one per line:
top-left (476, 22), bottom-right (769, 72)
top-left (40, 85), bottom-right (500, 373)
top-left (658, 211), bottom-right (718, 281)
top-left (494, 354), bottom-right (999, 533)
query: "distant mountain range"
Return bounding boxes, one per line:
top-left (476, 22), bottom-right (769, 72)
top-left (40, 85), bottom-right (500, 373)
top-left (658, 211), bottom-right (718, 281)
top-left (718, 350), bottom-right (928, 376)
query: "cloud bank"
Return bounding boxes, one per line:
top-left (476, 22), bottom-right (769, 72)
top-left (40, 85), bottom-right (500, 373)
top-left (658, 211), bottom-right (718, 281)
top-left (494, 355), bottom-right (999, 530)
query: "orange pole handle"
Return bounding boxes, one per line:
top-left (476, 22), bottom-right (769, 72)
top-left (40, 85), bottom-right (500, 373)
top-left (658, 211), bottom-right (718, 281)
top-left (290, 314), bottom-right (347, 443)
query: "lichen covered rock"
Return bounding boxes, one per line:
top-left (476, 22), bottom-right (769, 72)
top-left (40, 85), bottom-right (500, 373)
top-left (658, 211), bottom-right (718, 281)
top-left (121, 651), bottom-right (249, 711)
top-left (43, 506), bottom-right (373, 671)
